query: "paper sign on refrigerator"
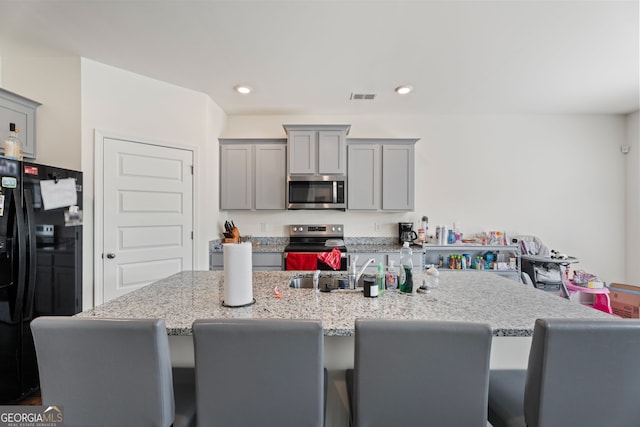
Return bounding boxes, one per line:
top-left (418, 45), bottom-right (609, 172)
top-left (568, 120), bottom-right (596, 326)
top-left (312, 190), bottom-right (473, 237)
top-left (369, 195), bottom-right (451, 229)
top-left (39, 178), bottom-right (78, 210)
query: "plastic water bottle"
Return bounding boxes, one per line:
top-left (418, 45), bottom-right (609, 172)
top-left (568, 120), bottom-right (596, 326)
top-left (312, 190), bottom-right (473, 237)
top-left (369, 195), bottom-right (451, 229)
top-left (386, 260), bottom-right (399, 290)
top-left (376, 261), bottom-right (385, 295)
top-left (399, 242), bottom-right (414, 294)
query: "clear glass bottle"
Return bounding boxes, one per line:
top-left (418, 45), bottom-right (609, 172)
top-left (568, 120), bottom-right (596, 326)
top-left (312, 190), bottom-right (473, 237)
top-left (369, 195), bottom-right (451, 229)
top-left (399, 242), bottom-right (414, 294)
top-left (3, 122), bottom-right (23, 160)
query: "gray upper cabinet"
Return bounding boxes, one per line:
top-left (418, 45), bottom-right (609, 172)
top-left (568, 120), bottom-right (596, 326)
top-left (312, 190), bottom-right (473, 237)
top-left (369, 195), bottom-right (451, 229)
top-left (219, 139), bottom-right (286, 210)
top-left (0, 88), bottom-right (41, 159)
top-left (347, 138), bottom-right (418, 211)
top-left (220, 143), bottom-right (253, 210)
top-left (255, 144), bottom-right (286, 209)
top-left (382, 143), bottom-right (415, 211)
top-left (347, 144), bottom-right (381, 210)
top-left (286, 130), bottom-right (315, 174)
top-left (283, 124), bottom-right (349, 175)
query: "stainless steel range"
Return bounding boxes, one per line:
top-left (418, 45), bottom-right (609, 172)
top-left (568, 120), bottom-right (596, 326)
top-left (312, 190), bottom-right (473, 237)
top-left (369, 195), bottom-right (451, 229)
top-left (284, 224), bottom-right (348, 271)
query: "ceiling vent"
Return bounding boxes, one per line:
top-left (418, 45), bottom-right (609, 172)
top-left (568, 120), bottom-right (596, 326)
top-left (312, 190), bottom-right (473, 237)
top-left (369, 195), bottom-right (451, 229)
top-left (350, 93), bottom-right (376, 100)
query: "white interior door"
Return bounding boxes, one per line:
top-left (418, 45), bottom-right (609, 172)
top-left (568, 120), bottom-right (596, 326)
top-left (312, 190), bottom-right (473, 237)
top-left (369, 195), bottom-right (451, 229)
top-left (101, 137), bottom-right (194, 302)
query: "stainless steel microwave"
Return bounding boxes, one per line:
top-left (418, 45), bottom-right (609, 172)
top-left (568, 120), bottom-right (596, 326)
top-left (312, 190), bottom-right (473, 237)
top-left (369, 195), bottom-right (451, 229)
top-left (287, 175), bottom-right (346, 210)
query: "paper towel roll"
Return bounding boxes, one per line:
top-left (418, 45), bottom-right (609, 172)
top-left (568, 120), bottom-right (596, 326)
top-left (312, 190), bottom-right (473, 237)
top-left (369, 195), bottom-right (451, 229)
top-left (223, 242), bottom-right (254, 307)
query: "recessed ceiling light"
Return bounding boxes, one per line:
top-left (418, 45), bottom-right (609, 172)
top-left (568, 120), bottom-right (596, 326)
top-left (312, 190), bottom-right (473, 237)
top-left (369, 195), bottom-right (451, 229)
top-left (394, 85), bottom-right (413, 95)
top-left (234, 85), bottom-right (252, 94)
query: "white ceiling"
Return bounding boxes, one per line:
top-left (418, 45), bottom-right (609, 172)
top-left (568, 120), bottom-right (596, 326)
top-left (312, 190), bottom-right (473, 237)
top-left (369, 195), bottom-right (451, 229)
top-left (0, 0), bottom-right (637, 115)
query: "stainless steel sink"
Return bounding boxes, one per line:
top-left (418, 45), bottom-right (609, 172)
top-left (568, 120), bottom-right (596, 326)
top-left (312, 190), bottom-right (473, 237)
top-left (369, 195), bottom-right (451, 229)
top-left (289, 274), bottom-right (375, 291)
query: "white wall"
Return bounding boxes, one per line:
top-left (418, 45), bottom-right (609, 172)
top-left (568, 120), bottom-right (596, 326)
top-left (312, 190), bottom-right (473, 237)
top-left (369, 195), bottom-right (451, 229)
top-left (80, 58), bottom-right (226, 308)
top-left (224, 114), bottom-right (627, 283)
top-left (0, 52), bottom-right (632, 297)
top-left (0, 55), bottom-right (81, 169)
top-left (625, 111), bottom-right (639, 285)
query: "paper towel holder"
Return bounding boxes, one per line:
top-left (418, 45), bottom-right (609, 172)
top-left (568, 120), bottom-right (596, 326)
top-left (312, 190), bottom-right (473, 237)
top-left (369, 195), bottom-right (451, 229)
top-left (222, 298), bottom-right (256, 308)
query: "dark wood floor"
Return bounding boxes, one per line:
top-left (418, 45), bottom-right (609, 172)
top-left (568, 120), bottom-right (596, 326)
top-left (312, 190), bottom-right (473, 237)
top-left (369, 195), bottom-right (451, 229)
top-left (18, 390), bottom-right (41, 405)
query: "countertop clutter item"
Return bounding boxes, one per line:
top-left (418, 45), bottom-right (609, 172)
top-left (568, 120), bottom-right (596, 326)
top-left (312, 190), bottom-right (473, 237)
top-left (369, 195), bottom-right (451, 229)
top-left (399, 242), bottom-right (414, 294)
top-left (607, 283), bottom-right (640, 318)
top-left (222, 242), bottom-right (254, 307)
top-left (363, 277), bottom-right (378, 297)
top-left (3, 122), bottom-right (23, 160)
top-left (223, 220), bottom-right (240, 243)
top-left (417, 216), bottom-right (428, 244)
top-left (398, 222), bottom-right (417, 245)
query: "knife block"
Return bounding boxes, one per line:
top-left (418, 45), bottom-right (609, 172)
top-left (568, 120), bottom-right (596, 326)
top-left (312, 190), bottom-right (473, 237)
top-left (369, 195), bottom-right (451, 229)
top-left (224, 227), bottom-right (240, 243)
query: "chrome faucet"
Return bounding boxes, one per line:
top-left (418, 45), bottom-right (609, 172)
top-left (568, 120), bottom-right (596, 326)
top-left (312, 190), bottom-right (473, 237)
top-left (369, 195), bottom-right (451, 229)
top-left (355, 258), bottom-right (376, 287)
top-left (313, 270), bottom-right (320, 292)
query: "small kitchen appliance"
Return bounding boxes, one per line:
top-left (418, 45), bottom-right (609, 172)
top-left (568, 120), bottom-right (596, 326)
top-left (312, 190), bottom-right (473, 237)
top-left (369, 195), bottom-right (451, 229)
top-left (286, 176), bottom-right (346, 211)
top-left (398, 222), bottom-right (417, 245)
top-left (284, 224), bottom-right (348, 271)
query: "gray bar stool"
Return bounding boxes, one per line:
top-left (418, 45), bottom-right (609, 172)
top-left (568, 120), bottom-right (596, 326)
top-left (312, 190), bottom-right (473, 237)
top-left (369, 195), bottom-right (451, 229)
top-left (192, 318), bottom-right (324, 427)
top-left (347, 319), bottom-right (492, 427)
top-left (488, 318), bottom-right (640, 427)
top-left (31, 317), bottom-right (196, 427)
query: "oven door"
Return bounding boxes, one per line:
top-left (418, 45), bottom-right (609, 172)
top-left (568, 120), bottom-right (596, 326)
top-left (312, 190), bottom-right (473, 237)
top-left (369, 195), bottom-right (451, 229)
top-left (284, 252), bottom-right (348, 271)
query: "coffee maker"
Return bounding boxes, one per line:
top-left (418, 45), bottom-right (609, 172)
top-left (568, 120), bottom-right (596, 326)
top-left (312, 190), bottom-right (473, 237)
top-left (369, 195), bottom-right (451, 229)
top-left (398, 222), bottom-right (417, 244)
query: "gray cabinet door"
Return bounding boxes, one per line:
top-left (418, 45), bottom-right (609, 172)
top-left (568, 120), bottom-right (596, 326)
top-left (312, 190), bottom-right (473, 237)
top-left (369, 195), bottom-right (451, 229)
top-left (210, 252), bottom-right (283, 270)
top-left (252, 253), bottom-right (283, 270)
top-left (387, 252), bottom-right (424, 270)
top-left (349, 252), bottom-right (386, 270)
top-left (288, 130), bottom-right (316, 174)
top-left (255, 144), bottom-right (286, 209)
top-left (0, 89), bottom-right (40, 159)
top-left (382, 144), bottom-right (415, 210)
top-left (347, 144), bottom-right (380, 210)
top-left (318, 130), bottom-right (346, 175)
top-left (220, 144), bottom-right (253, 209)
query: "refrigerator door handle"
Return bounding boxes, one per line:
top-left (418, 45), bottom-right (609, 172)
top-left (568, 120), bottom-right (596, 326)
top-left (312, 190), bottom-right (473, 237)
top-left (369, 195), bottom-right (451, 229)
top-left (22, 190), bottom-right (37, 321)
top-left (10, 188), bottom-right (27, 324)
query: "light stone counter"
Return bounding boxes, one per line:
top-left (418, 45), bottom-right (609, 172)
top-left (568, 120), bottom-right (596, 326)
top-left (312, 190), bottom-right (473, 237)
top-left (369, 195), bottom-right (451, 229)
top-left (78, 270), bottom-right (613, 427)
top-left (78, 270), bottom-right (612, 336)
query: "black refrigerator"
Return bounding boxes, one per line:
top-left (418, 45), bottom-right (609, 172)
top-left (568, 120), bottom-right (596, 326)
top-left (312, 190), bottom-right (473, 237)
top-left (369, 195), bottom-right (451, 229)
top-left (0, 159), bottom-right (82, 403)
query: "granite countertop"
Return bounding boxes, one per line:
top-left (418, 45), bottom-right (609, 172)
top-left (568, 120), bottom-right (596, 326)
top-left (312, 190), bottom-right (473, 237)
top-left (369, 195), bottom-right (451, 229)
top-left (346, 244), bottom-right (407, 253)
top-left (211, 244), bottom-right (406, 253)
top-left (209, 237), bottom-right (412, 254)
top-left (78, 270), bottom-right (612, 337)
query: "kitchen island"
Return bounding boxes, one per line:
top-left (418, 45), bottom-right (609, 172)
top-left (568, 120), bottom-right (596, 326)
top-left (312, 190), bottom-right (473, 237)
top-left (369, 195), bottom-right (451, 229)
top-left (80, 270), bottom-right (611, 335)
top-left (79, 270), bottom-right (612, 426)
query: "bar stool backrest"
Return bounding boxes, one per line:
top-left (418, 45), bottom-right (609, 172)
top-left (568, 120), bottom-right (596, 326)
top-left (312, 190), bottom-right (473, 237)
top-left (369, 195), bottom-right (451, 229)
top-left (524, 318), bottom-right (640, 426)
top-left (192, 318), bottom-right (324, 427)
top-left (31, 317), bottom-right (176, 427)
top-left (353, 319), bottom-right (492, 427)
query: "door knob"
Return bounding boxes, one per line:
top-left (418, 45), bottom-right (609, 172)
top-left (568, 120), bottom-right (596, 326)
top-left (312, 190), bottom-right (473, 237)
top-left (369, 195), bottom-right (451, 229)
top-left (105, 253), bottom-right (116, 259)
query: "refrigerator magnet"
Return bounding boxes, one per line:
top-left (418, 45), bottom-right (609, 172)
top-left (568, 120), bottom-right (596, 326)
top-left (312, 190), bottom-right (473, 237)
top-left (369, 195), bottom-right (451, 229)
top-left (1, 176), bottom-right (17, 188)
top-left (64, 205), bottom-right (83, 226)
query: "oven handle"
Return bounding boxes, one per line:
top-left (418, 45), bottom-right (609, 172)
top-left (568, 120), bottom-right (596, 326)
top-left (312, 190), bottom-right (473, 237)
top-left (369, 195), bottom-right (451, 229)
top-left (284, 252), bottom-right (348, 258)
